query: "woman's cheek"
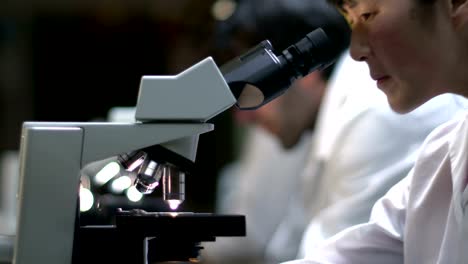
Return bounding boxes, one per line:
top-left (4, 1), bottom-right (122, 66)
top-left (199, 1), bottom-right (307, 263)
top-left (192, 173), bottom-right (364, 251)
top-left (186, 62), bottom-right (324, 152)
top-left (369, 19), bottom-right (414, 67)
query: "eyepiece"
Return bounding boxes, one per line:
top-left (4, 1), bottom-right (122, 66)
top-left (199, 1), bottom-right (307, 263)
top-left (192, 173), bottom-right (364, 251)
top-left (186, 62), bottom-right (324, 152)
top-left (221, 27), bottom-right (348, 110)
top-left (282, 28), bottom-right (335, 78)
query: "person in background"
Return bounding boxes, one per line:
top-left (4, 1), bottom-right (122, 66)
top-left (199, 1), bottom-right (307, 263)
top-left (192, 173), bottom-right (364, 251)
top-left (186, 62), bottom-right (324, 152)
top-left (282, 0), bottom-right (468, 263)
top-left (202, 0), bottom-right (468, 263)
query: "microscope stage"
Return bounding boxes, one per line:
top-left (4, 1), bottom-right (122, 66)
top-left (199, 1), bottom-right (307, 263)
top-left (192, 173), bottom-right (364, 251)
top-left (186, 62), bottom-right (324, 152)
top-left (114, 209), bottom-right (246, 237)
top-left (77, 209), bottom-right (246, 263)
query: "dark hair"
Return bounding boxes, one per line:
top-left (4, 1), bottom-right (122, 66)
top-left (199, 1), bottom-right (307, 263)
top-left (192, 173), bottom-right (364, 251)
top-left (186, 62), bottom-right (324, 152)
top-left (215, 0), bottom-right (351, 80)
top-left (326, 0), bottom-right (437, 27)
top-left (327, 0), bottom-right (436, 7)
top-left (326, 0), bottom-right (344, 7)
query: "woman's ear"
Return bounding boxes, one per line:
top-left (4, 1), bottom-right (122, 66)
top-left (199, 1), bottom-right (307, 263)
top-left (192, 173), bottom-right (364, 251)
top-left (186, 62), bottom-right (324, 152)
top-left (452, 0), bottom-right (468, 28)
top-left (453, 0), bottom-right (467, 9)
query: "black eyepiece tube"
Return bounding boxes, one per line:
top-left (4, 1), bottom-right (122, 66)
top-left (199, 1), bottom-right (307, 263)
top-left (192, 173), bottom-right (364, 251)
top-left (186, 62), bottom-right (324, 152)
top-left (221, 27), bottom-right (348, 110)
top-left (282, 29), bottom-right (336, 79)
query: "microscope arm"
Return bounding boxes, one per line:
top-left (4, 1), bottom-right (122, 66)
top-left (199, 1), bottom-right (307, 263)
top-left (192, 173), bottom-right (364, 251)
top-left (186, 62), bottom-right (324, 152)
top-left (21, 122), bottom-right (213, 166)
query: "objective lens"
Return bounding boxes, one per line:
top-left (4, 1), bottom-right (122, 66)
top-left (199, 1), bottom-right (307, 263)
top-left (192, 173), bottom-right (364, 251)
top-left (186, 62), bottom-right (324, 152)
top-left (118, 150), bottom-right (147, 171)
top-left (134, 160), bottom-right (162, 194)
top-left (162, 163), bottom-right (185, 210)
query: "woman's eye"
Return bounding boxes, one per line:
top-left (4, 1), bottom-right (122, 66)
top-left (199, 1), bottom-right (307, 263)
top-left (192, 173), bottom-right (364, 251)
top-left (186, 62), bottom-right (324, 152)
top-left (360, 12), bottom-right (374, 21)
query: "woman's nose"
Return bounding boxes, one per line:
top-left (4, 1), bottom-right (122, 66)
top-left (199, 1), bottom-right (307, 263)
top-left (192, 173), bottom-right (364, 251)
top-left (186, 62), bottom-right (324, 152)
top-left (349, 27), bottom-right (371, 62)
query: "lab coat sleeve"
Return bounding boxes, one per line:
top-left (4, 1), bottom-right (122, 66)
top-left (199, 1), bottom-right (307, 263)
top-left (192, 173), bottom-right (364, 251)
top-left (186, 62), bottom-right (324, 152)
top-left (282, 174), bottom-right (410, 264)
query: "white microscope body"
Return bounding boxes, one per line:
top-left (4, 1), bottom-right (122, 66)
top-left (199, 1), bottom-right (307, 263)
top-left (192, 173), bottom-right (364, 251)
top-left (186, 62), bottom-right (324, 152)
top-left (13, 57), bottom-right (237, 264)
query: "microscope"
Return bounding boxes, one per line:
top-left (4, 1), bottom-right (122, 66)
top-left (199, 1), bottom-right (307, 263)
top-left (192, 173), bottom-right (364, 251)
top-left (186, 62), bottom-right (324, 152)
top-left (12, 27), bottom-right (349, 264)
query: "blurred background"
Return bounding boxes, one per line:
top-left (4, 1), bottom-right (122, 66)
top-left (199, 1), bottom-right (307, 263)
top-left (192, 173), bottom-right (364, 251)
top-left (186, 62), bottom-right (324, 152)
top-left (0, 0), bottom-right (248, 230)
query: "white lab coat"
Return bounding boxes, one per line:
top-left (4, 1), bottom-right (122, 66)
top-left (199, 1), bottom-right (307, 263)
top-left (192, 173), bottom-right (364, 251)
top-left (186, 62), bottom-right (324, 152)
top-left (203, 52), bottom-right (468, 264)
top-left (202, 127), bottom-right (314, 264)
top-left (266, 53), bottom-right (468, 262)
top-left (283, 109), bottom-right (468, 264)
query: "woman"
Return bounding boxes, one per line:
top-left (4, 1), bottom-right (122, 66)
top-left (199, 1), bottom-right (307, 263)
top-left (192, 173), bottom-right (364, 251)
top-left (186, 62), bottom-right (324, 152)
top-left (284, 0), bottom-right (468, 263)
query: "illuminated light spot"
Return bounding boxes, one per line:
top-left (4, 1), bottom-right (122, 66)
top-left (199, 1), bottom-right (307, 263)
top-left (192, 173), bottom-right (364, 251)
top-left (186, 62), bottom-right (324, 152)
top-left (110, 175), bottom-right (132, 193)
top-left (169, 212), bottom-right (179, 217)
top-left (80, 187), bottom-right (94, 212)
top-left (211, 0), bottom-right (237, 21)
top-left (126, 186), bottom-right (143, 202)
top-left (95, 161), bottom-right (120, 185)
top-left (167, 199), bottom-right (181, 210)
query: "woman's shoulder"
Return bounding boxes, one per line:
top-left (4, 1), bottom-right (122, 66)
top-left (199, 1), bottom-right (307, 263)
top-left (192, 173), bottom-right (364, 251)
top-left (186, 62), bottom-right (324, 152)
top-left (415, 111), bottom-right (468, 163)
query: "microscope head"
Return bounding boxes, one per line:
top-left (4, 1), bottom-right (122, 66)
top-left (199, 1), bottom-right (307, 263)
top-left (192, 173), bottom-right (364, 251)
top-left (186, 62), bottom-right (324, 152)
top-left (124, 26), bottom-right (350, 209)
top-left (119, 55), bottom-right (238, 210)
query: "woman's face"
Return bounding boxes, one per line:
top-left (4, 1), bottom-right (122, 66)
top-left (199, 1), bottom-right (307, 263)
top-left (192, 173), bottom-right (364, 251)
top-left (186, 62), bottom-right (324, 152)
top-left (343, 0), bottom-right (460, 113)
